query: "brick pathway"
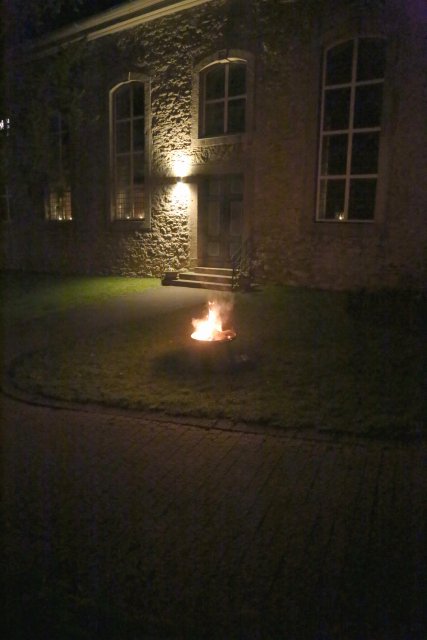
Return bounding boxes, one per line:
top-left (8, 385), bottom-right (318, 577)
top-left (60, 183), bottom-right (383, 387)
top-left (3, 394), bottom-right (426, 639)
top-left (2, 287), bottom-right (426, 638)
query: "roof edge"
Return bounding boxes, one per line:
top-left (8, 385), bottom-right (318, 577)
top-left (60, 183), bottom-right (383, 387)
top-left (25, 0), bottom-right (214, 56)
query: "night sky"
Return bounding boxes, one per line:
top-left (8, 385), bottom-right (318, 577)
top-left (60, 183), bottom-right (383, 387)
top-left (5, 0), bottom-right (132, 42)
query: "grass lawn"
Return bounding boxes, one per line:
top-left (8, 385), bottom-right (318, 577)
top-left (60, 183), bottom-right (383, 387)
top-left (1, 271), bottom-right (159, 321)
top-left (4, 273), bottom-right (426, 438)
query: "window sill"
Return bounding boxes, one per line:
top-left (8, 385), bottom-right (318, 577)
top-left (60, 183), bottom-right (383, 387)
top-left (110, 219), bottom-right (150, 231)
top-left (192, 132), bottom-right (248, 148)
top-left (308, 218), bottom-right (379, 238)
top-left (45, 219), bottom-right (74, 224)
top-left (316, 219), bottom-right (375, 224)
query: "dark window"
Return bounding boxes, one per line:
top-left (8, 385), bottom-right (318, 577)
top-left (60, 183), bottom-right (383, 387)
top-left (317, 38), bottom-right (386, 221)
top-left (112, 82), bottom-right (145, 220)
top-left (325, 40), bottom-right (353, 85)
top-left (201, 61), bottom-right (246, 137)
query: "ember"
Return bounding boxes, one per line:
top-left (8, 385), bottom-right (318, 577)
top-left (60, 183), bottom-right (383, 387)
top-left (191, 300), bottom-right (236, 342)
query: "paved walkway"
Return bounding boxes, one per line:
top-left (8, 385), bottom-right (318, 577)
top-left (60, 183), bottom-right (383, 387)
top-left (2, 287), bottom-right (426, 639)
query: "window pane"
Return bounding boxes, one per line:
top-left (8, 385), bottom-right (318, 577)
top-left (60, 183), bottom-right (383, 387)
top-left (205, 65), bottom-right (225, 100)
top-left (116, 155), bottom-right (130, 186)
top-left (46, 188), bottom-right (72, 221)
top-left (321, 134), bottom-right (348, 175)
top-left (116, 121), bottom-right (130, 153)
top-left (115, 87), bottom-right (130, 119)
top-left (323, 88), bottom-right (350, 131)
top-left (229, 63), bottom-right (246, 97)
top-left (326, 41), bottom-right (353, 85)
top-left (348, 179), bottom-right (376, 219)
top-left (354, 84), bottom-right (383, 128)
top-left (357, 38), bottom-right (386, 81)
top-left (133, 117), bottom-right (145, 151)
top-left (351, 132), bottom-right (379, 174)
top-left (318, 179), bottom-right (346, 219)
top-left (115, 188), bottom-right (131, 219)
top-left (205, 102), bottom-right (224, 136)
top-left (133, 186), bottom-right (144, 219)
top-left (132, 84), bottom-right (145, 117)
top-left (133, 153), bottom-right (144, 184)
top-left (228, 98), bottom-right (245, 133)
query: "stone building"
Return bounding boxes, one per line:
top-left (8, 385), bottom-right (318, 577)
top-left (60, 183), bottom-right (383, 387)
top-left (2, 0), bottom-right (426, 289)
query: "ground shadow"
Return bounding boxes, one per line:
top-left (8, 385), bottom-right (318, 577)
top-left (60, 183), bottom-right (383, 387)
top-left (151, 341), bottom-right (257, 377)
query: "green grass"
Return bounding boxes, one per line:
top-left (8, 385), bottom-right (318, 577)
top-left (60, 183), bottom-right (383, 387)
top-left (6, 274), bottom-right (426, 438)
top-left (1, 271), bottom-right (160, 321)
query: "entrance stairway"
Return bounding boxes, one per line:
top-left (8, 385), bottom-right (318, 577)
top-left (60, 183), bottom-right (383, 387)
top-left (162, 266), bottom-right (234, 291)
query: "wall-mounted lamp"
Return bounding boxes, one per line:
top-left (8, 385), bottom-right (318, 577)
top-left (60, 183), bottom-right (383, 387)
top-left (171, 150), bottom-right (191, 182)
top-left (172, 177), bottom-right (190, 207)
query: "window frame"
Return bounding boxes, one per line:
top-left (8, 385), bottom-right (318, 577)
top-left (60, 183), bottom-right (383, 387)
top-left (0, 117), bottom-right (11, 223)
top-left (200, 60), bottom-right (247, 138)
top-left (45, 111), bottom-right (73, 222)
top-left (109, 74), bottom-right (151, 227)
top-left (316, 37), bottom-right (386, 223)
top-left (192, 50), bottom-right (254, 148)
top-left (45, 185), bottom-right (73, 222)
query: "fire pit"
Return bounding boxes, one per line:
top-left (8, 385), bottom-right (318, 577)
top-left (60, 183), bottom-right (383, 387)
top-left (191, 300), bottom-right (236, 342)
top-left (190, 300), bottom-right (236, 369)
top-left (191, 327), bottom-right (236, 343)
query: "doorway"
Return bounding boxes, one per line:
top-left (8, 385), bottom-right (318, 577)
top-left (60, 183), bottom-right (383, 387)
top-left (198, 175), bottom-right (244, 267)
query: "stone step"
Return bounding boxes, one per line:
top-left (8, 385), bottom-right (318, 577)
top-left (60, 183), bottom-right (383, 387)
top-left (162, 266), bottom-right (235, 291)
top-left (182, 271), bottom-right (233, 285)
top-left (168, 278), bottom-right (232, 291)
top-left (193, 266), bottom-right (233, 276)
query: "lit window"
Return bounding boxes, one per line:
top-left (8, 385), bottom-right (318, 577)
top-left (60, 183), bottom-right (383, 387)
top-left (45, 113), bottom-right (72, 221)
top-left (111, 82), bottom-right (145, 220)
top-left (45, 187), bottom-right (72, 221)
top-left (316, 38), bottom-right (386, 221)
top-left (200, 61), bottom-right (246, 137)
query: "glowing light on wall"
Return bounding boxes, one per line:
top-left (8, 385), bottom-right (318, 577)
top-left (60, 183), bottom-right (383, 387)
top-left (172, 179), bottom-right (190, 208)
top-left (170, 150), bottom-right (191, 179)
top-left (170, 150), bottom-right (191, 210)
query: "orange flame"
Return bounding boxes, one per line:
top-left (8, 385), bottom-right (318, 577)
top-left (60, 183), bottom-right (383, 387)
top-left (191, 301), bottom-right (223, 341)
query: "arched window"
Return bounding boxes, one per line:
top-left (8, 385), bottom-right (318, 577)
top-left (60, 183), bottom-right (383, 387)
top-left (111, 80), bottom-right (146, 221)
top-left (199, 60), bottom-right (247, 138)
top-left (316, 37), bottom-right (386, 221)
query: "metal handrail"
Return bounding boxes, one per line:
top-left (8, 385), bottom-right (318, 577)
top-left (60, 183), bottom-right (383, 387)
top-left (231, 235), bottom-right (254, 291)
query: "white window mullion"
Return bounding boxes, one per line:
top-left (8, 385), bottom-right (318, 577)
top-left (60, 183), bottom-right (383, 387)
top-left (57, 116), bottom-right (63, 178)
top-left (224, 63), bottom-right (229, 134)
top-left (344, 39), bottom-right (358, 220)
top-left (130, 85), bottom-right (135, 217)
top-left (203, 72), bottom-right (208, 137)
top-left (316, 48), bottom-right (329, 219)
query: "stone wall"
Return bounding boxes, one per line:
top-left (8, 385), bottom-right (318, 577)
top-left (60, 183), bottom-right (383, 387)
top-left (2, 0), bottom-right (426, 290)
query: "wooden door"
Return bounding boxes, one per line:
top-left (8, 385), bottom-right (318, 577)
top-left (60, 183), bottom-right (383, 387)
top-left (198, 175), bottom-right (243, 267)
